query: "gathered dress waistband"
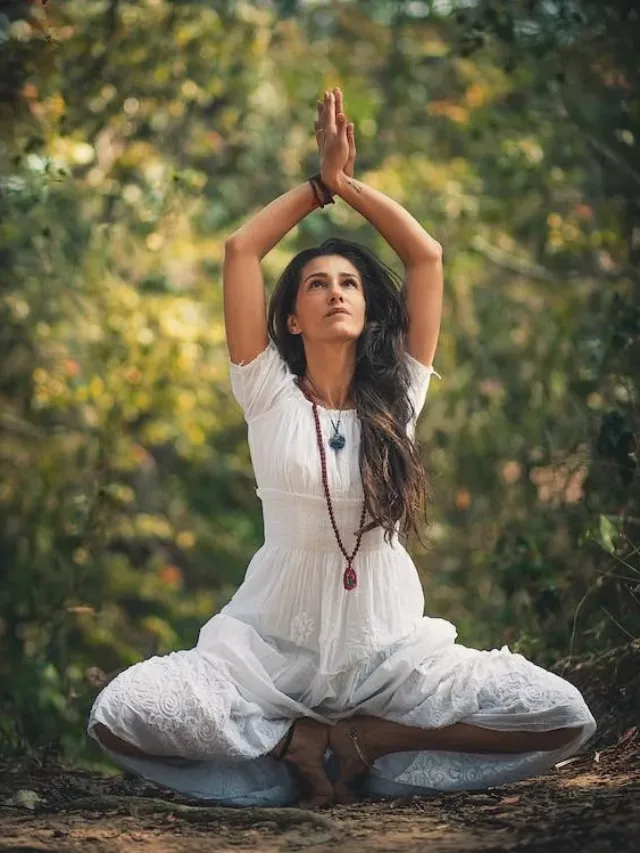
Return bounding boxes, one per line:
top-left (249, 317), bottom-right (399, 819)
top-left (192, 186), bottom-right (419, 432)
top-left (256, 487), bottom-right (394, 553)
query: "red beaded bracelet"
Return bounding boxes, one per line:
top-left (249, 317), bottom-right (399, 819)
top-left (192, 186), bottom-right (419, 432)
top-left (309, 173), bottom-right (335, 208)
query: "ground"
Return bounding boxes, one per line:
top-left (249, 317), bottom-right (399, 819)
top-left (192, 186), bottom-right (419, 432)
top-left (1, 642), bottom-right (638, 853)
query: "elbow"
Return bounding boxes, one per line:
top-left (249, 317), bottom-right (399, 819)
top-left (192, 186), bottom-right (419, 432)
top-left (224, 235), bottom-right (265, 262)
top-left (408, 240), bottom-right (442, 266)
top-left (224, 235), bottom-right (244, 255)
top-left (224, 234), bottom-right (262, 259)
top-left (406, 245), bottom-right (443, 267)
top-left (421, 242), bottom-right (443, 263)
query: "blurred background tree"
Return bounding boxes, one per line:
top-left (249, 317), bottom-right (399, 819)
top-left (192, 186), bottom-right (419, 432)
top-left (0, 0), bottom-right (637, 762)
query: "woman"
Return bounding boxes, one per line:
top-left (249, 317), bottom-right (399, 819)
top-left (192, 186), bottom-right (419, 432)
top-left (88, 88), bottom-right (596, 808)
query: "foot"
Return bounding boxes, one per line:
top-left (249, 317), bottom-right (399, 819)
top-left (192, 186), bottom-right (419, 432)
top-left (272, 718), bottom-right (334, 808)
top-left (328, 715), bottom-right (378, 804)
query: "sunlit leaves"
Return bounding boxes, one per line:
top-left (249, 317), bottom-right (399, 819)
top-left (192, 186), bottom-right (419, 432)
top-left (1, 0), bottom-right (638, 759)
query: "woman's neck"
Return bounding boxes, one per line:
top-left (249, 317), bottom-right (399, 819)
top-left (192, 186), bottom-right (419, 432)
top-left (301, 375), bottom-right (355, 409)
top-left (301, 342), bottom-right (356, 409)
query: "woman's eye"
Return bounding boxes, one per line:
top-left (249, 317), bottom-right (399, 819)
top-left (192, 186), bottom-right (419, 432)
top-left (309, 278), bottom-right (357, 287)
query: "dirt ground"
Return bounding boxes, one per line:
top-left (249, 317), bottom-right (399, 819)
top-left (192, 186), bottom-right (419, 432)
top-left (1, 642), bottom-right (639, 853)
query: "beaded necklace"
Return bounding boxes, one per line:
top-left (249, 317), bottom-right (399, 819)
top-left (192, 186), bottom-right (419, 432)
top-left (298, 378), bottom-right (367, 591)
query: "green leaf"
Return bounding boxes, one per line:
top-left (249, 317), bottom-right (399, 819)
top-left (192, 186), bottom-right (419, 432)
top-left (595, 514), bottom-right (624, 555)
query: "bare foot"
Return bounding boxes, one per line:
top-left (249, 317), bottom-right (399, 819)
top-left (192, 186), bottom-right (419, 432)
top-left (328, 715), bottom-right (378, 804)
top-left (274, 718), bottom-right (334, 808)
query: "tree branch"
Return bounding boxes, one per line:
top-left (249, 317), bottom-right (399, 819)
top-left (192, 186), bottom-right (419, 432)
top-left (61, 795), bottom-right (339, 831)
top-left (469, 235), bottom-right (559, 283)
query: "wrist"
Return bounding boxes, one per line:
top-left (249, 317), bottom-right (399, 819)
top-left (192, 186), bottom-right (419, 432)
top-left (320, 169), bottom-right (345, 194)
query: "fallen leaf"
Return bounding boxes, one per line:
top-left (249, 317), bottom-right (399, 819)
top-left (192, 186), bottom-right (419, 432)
top-left (3, 790), bottom-right (45, 810)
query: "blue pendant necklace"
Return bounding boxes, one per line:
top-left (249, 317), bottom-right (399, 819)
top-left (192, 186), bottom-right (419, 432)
top-left (301, 376), bottom-right (347, 451)
top-left (328, 410), bottom-right (346, 451)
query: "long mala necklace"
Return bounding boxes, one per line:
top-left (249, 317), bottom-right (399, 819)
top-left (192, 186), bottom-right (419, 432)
top-left (299, 376), bottom-right (367, 591)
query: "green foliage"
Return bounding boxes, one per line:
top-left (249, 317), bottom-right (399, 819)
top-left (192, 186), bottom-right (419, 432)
top-left (0, 0), bottom-right (638, 759)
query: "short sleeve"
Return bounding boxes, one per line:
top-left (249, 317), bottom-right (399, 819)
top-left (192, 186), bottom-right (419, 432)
top-left (405, 351), bottom-right (441, 423)
top-left (228, 339), bottom-right (295, 421)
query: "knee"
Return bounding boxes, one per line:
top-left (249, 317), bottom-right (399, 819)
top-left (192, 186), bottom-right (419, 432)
top-left (91, 722), bottom-right (148, 758)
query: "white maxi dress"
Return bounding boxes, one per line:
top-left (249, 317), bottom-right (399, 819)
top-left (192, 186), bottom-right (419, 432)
top-left (87, 341), bottom-right (596, 806)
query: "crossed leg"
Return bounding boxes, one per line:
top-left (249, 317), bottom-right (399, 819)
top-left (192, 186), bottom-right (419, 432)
top-left (92, 714), bottom-right (585, 808)
top-left (329, 715), bottom-right (583, 769)
top-left (92, 718), bottom-right (333, 808)
top-left (326, 716), bottom-right (586, 803)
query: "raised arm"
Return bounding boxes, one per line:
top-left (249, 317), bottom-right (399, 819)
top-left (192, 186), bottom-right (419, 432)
top-left (223, 183), bottom-right (322, 365)
top-left (332, 173), bottom-right (443, 369)
top-left (225, 90), bottom-right (357, 366)
top-left (319, 89), bottom-right (443, 368)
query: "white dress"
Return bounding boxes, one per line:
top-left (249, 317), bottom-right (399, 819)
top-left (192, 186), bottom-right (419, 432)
top-left (87, 341), bottom-right (596, 806)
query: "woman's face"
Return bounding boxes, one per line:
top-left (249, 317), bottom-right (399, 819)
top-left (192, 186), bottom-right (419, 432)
top-left (287, 254), bottom-right (367, 344)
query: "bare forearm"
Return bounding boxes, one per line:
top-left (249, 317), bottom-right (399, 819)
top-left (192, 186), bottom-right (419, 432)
top-left (329, 173), bottom-right (442, 266)
top-left (226, 181), bottom-right (321, 260)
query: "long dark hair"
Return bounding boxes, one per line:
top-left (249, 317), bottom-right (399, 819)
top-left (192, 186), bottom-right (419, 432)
top-left (267, 237), bottom-right (433, 546)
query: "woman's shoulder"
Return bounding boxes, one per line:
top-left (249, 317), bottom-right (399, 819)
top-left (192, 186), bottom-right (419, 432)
top-left (228, 339), bottom-right (298, 422)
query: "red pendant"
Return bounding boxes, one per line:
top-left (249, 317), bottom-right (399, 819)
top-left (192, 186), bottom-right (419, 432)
top-left (343, 564), bottom-right (357, 591)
